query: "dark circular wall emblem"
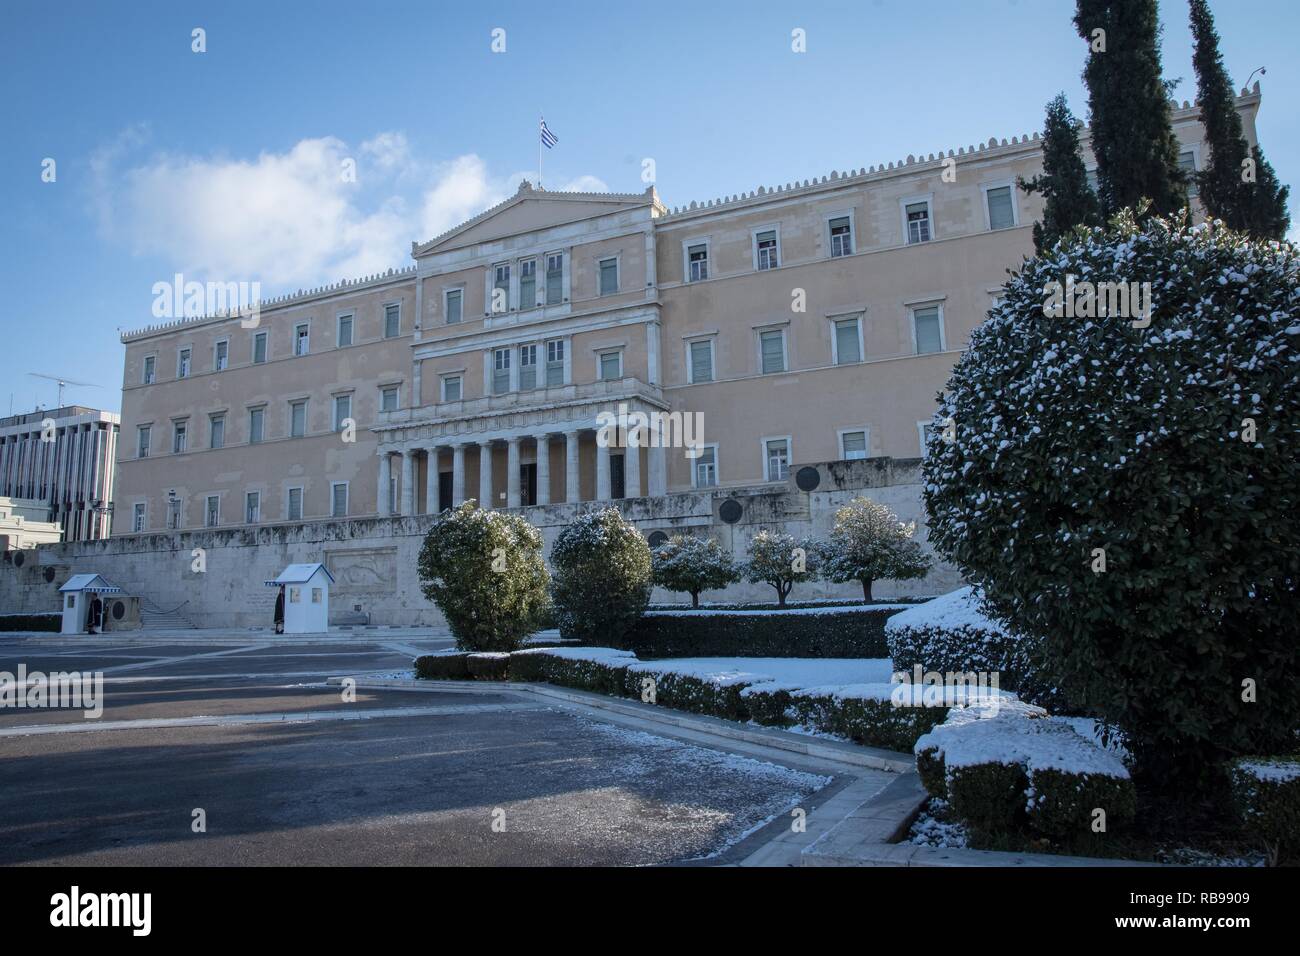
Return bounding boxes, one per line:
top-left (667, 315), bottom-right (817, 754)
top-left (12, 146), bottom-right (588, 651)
top-left (795, 466), bottom-right (821, 492)
top-left (112, 600), bottom-right (126, 620)
top-left (647, 530), bottom-right (669, 548)
top-left (43, 566), bottom-right (56, 583)
top-left (718, 499), bottom-right (743, 524)
top-left (12, 551), bottom-right (24, 567)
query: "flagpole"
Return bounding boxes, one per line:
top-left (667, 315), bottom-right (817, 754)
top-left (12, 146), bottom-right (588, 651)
top-left (538, 113), bottom-right (543, 188)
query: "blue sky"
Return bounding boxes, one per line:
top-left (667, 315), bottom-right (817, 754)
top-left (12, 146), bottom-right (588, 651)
top-left (3, 0), bottom-right (1296, 415)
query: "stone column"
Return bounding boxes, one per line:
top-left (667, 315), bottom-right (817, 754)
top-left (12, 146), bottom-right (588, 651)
top-left (535, 434), bottom-right (551, 505)
top-left (400, 449), bottom-right (416, 516)
top-left (451, 444), bottom-right (466, 506)
top-left (565, 430), bottom-right (581, 503)
top-left (478, 441), bottom-right (494, 508)
top-left (596, 439), bottom-right (611, 501)
top-left (425, 446), bottom-right (440, 514)
top-left (377, 453), bottom-right (392, 516)
top-left (649, 442), bottom-right (668, 497)
top-left (506, 437), bottom-right (522, 508)
top-left (625, 426), bottom-right (642, 498)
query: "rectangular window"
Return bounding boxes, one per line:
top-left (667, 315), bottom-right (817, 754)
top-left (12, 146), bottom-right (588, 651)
top-left (829, 216), bottom-right (853, 257)
top-left (493, 263), bottom-right (511, 312)
top-left (205, 495), bottom-right (220, 528)
top-left (214, 340), bottom-right (228, 371)
top-left (755, 229), bottom-right (779, 270)
top-left (841, 430), bottom-right (868, 461)
top-left (1179, 150), bottom-right (1198, 197)
top-left (248, 407), bottom-right (265, 444)
top-left (493, 348), bottom-right (511, 394)
top-left (380, 386), bottom-right (399, 412)
top-left (132, 502), bottom-right (146, 532)
top-left (519, 344), bottom-right (538, 390)
top-left (137, 425), bottom-right (151, 459)
top-left (598, 257), bottom-right (619, 296)
top-left (694, 445), bottom-right (718, 487)
top-left (209, 415), bottom-right (225, 449)
top-left (546, 340), bottom-right (565, 386)
top-left (986, 185), bottom-right (1015, 230)
top-left (177, 348), bottom-right (191, 379)
top-left (173, 421), bottom-right (188, 454)
top-left (331, 482), bottom-right (348, 518)
top-left (142, 355), bottom-right (156, 384)
top-left (337, 314), bottom-right (353, 347)
top-left (252, 331), bottom-right (268, 364)
top-left (519, 259), bottom-right (537, 307)
top-left (294, 323), bottom-right (310, 356)
top-left (287, 487), bottom-right (303, 521)
top-left (905, 201), bottom-right (932, 244)
top-left (599, 351), bottom-right (622, 381)
top-left (545, 253), bottom-right (563, 304)
top-left (689, 339), bottom-right (714, 383)
top-left (765, 439), bottom-right (790, 482)
top-left (290, 401), bottom-right (307, 438)
top-left (760, 329), bottom-right (786, 374)
top-left (442, 375), bottom-right (462, 402)
top-left (384, 303), bottom-right (400, 338)
top-left (913, 305), bottom-right (943, 355)
top-left (834, 317), bottom-right (862, 364)
top-left (445, 289), bottom-right (463, 325)
top-left (245, 491), bottom-right (261, 524)
top-left (687, 244), bottom-right (709, 282)
top-left (333, 394), bottom-right (351, 431)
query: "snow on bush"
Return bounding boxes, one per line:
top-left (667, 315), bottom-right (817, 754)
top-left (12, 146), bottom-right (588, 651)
top-left (550, 507), bottom-right (652, 645)
top-left (416, 501), bottom-right (551, 652)
top-left (1228, 756), bottom-right (1300, 864)
top-left (922, 210), bottom-right (1300, 795)
top-left (914, 699), bottom-right (1136, 841)
top-left (743, 530), bottom-right (820, 607)
top-left (650, 534), bottom-right (740, 608)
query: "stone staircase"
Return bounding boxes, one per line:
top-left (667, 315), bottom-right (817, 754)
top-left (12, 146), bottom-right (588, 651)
top-left (139, 597), bottom-right (198, 630)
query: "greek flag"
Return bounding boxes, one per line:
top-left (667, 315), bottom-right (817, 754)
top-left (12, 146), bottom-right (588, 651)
top-left (540, 118), bottom-right (558, 149)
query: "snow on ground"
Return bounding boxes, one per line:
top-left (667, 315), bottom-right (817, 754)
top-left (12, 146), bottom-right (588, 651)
top-left (907, 798), bottom-right (969, 849)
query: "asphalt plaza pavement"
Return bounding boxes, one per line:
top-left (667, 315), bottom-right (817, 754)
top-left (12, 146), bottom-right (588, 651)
top-left (0, 635), bottom-right (874, 866)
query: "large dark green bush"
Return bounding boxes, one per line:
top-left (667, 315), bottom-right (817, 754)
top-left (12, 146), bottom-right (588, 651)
top-left (416, 501), bottom-right (551, 652)
top-left (550, 507), bottom-right (651, 644)
top-left (923, 212), bottom-right (1300, 797)
top-left (1228, 757), bottom-right (1300, 865)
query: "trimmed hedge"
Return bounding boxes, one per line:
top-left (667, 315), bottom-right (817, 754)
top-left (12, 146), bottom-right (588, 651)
top-left (617, 606), bottom-right (906, 659)
top-left (414, 652), bottom-right (470, 680)
top-left (1229, 757), bottom-right (1300, 864)
top-left (465, 653), bottom-right (511, 681)
top-left (0, 613), bottom-right (60, 632)
top-left (781, 689), bottom-right (951, 753)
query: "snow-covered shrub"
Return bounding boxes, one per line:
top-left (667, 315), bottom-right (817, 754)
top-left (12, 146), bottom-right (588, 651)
top-left (624, 605), bottom-right (902, 658)
top-left (923, 211), bottom-right (1300, 794)
top-left (1228, 757), bottom-right (1300, 864)
top-left (884, 587), bottom-right (1052, 703)
top-left (623, 664), bottom-right (755, 720)
top-left (417, 502), bottom-right (551, 652)
top-left (550, 507), bottom-right (652, 644)
top-left (414, 651), bottom-right (471, 680)
top-left (818, 496), bottom-right (932, 600)
top-left (914, 700), bottom-right (1136, 844)
top-left (650, 534), bottom-right (740, 608)
top-left (789, 685), bottom-right (952, 752)
top-left (465, 653), bottom-right (511, 681)
top-left (508, 647), bottom-right (635, 694)
top-left (744, 530), bottom-right (821, 606)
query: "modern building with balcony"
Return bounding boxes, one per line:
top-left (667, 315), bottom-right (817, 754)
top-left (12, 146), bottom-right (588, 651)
top-left (110, 91), bottom-right (1266, 538)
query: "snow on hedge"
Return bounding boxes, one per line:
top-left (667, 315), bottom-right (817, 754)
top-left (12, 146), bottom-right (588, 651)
top-left (883, 586), bottom-right (1008, 636)
top-left (648, 603), bottom-right (916, 617)
top-left (627, 656), bottom-right (896, 690)
top-left (1233, 758), bottom-right (1300, 784)
top-left (512, 646), bottom-right (636, 664)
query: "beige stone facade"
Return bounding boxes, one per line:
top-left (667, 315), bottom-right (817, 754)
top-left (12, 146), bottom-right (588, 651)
top-left (111, 93), bottom-right (1264, 536)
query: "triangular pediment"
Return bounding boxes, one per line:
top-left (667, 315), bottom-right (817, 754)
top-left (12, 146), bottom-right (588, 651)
top-left (414, 182), bottom-right (658, 257)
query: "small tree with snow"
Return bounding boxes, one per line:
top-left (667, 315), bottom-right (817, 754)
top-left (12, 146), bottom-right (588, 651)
top-left (923, 209), bottom-right (1300, 804)
top-left (550, 507), bottom-right (652, 644)
top-left (744, 530), bottom-right (819, 607)
top-left (820, 497), bottom-right (933, 600)
top-left (417, 500), bottom-right (551, 652)
top-left (651, 534), bottom-right (740, 608)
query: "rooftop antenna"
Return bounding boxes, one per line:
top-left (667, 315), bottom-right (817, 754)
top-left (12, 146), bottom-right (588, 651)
top-left (26, 372), bottom-right (101, 410)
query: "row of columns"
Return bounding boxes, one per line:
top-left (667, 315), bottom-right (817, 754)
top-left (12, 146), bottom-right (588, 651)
top-left (377, 428), bottom-right (666, 516)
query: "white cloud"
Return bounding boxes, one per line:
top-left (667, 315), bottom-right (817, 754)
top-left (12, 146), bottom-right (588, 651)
top-left (89, 130), bottom-right (609, 293)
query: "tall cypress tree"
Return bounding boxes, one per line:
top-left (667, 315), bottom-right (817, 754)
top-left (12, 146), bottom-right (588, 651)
top-left (1019, 94), bottom-right (1102, 253)
top-left (1075, 0), bottom-right (1188, 217)
top-left (1189, 0), bottom-right (1290, 239)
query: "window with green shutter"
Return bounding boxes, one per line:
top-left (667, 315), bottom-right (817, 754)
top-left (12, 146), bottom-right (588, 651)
top-left (834, 318), bottom-right (861, 364)
top-left (760, 330), bottom-right (786, 374)
top-left (689, 339), bottom-right (713, 382)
